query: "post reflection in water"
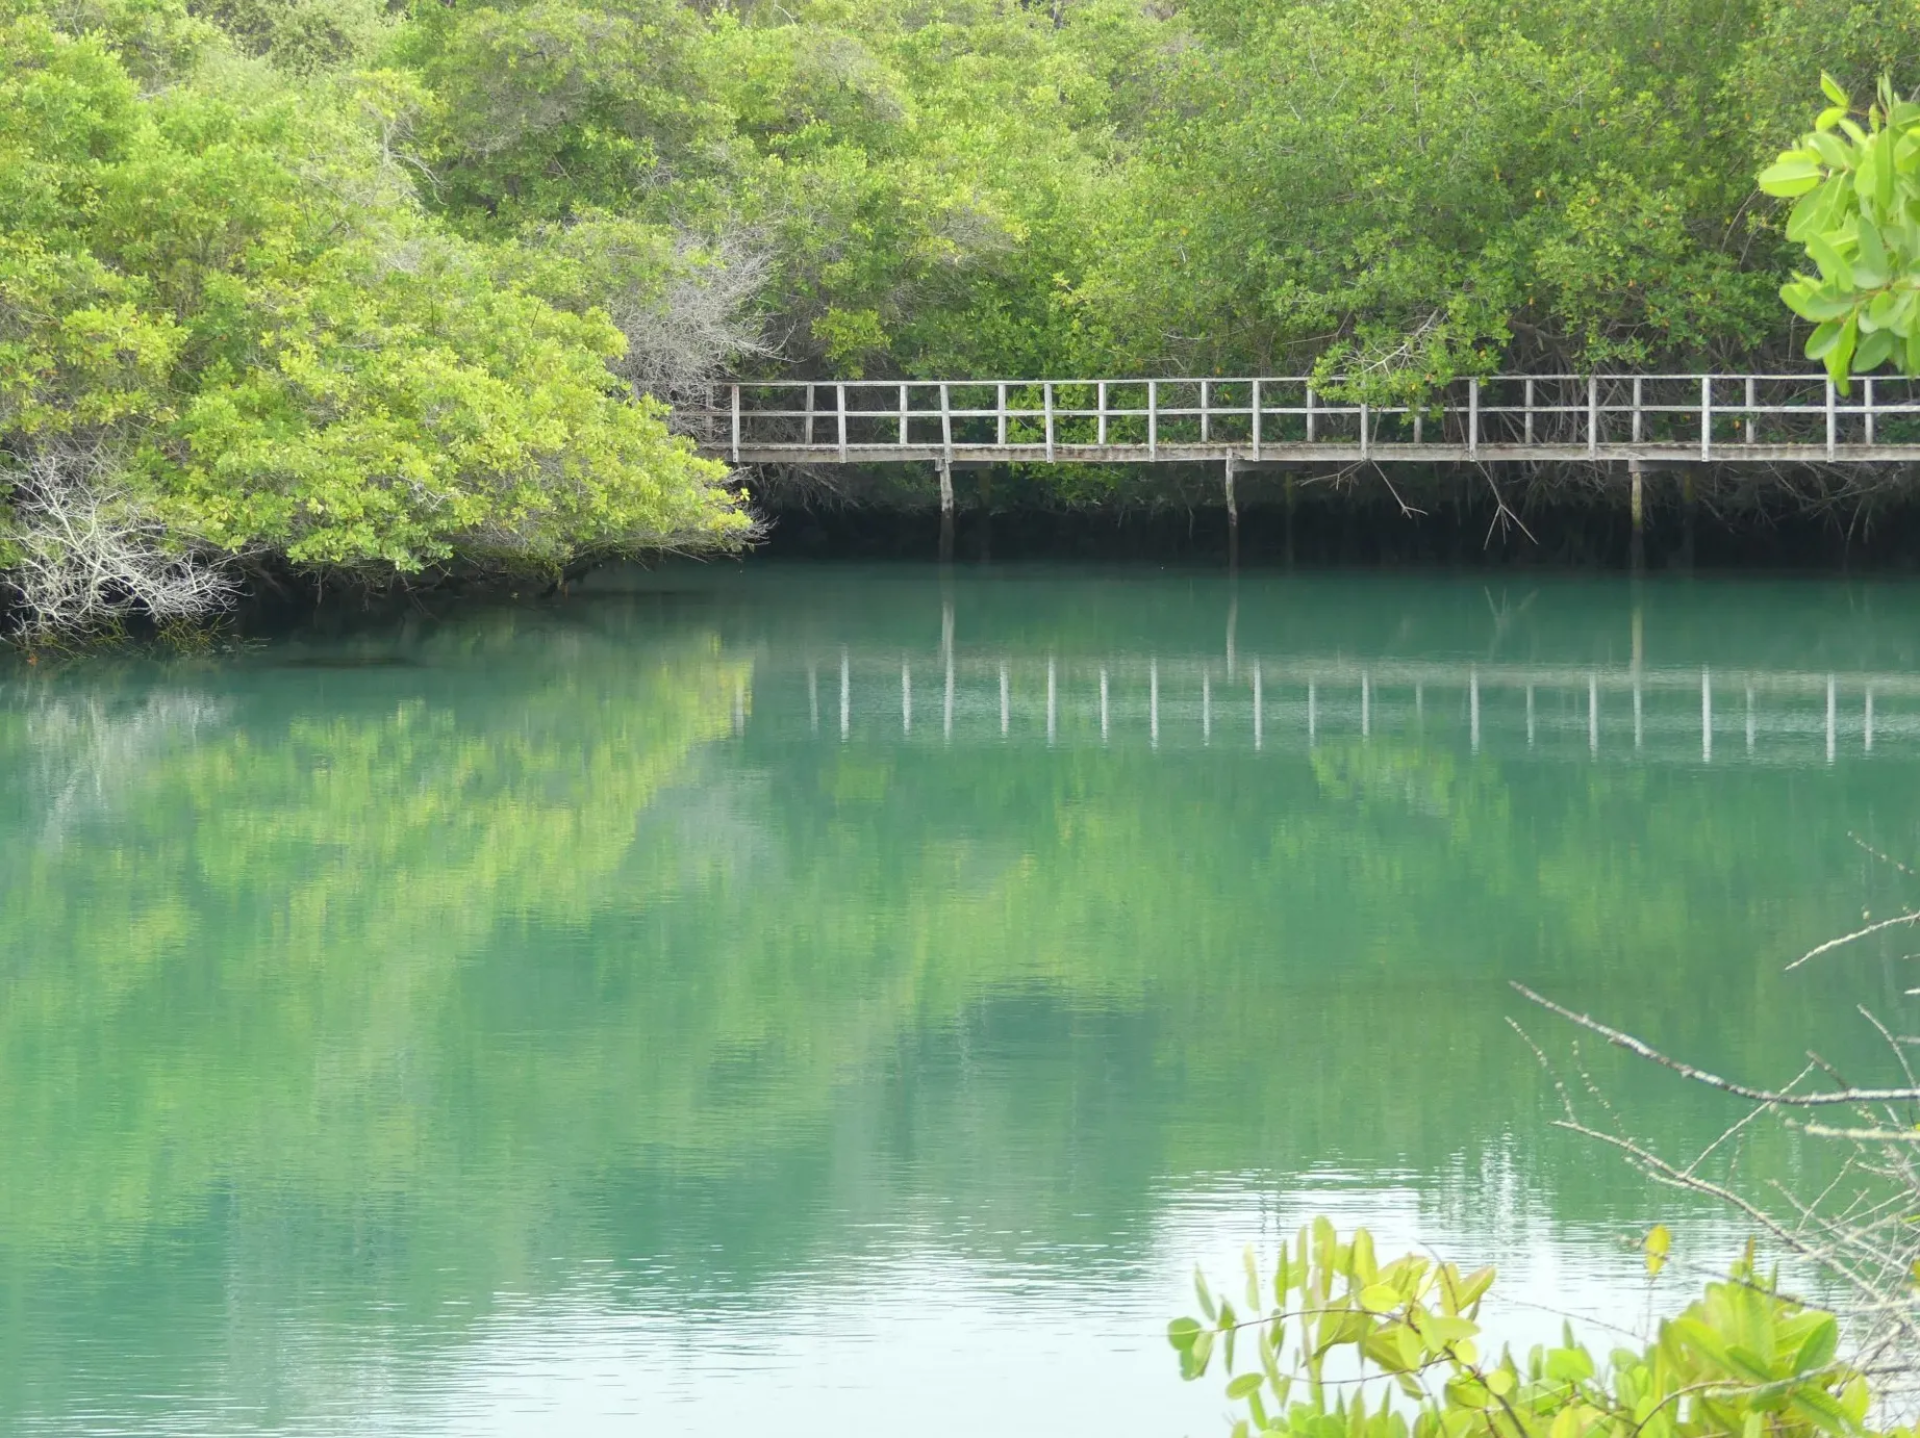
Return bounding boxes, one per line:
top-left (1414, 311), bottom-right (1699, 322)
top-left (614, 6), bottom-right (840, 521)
top-left (2, 565), bottom-right (1919, 1437)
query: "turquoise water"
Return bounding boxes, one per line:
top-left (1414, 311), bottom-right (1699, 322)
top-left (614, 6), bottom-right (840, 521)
top-left (3, 564), bottom-right (1917, 1435)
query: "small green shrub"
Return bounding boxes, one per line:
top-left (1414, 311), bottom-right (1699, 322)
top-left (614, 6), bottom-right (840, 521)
top-left (1173, 1219), bottom-right (1904, 1438)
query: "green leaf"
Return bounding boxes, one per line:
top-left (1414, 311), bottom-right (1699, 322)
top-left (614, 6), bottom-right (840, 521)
top-left (1197, 1267), bottom-right (1217, 1322)
top-left (1832, 313), bottom-right (1860, 388)
top-left (1855, 326), bottom-right (1895, 371)
top-left (1822, 72), bottom-right (1850, 107)
top-left (1643, 1224), bottom-right (1671, 1277)
top-left (1812, 131), bottom-right (1854, 171)
top-left (1169, 1317), bottom-right (1203, 1351)
top-left (1794, 1315), bottom-right (1840, 1374)
top-left (1855, 217), bottom-right (1890, 288)
top-left (1227, 1373), bottom-right (1266, 1400)
top-left (1807, 233), bottom-right (1854, 289)
top-left (1758, 155), bottom-right (1823, 197)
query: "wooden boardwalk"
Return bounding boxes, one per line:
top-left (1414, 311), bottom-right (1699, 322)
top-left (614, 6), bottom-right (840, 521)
top-left (701, 374), bottom-right (1920, 467)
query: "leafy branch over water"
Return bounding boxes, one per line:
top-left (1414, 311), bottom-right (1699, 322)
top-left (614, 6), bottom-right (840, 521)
top-left (1177, 1220), bottom-right (1897, 1438)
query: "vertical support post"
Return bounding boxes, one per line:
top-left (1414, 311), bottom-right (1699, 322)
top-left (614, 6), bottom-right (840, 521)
top-left (1224, 456), bottom-right (1239, 570)
top-left (1047, 657), bottom-right (1056, 746)
top-left (1149, 659), bottom-right (1159, 749)
top-left (999, 662), bottom-right (1009, 738)
top-left (938, 459), bottom-right (955, 564)
top-left (941, 383), bottom-right (953, 463)
top-left (1360, 401), bottom-right (1371, 459)
top-left (1700, 375), bottom-right (1712, 462)
top-left (1305, 384), bottom-right (1316, 443)
top-left (1524, 378), bottom-right (1535, 446)
top-left (806, 383), bottom-right (816, 447)
top-left (997, 382), bottom-right (1008, 448)
top-left (1629, 458), bottom-right (1645, 571)
top-left (1826, 675), bottom-right (1837, 763)
top-left (1866, 377), bottom-right (1877, 446)
top-left (839, 648), bottom-right (850, 740)
top-left (1252, 378), bottom-right (1263, 461)
top-left (1745, 376), bottom-right (1757, 445)
top-left (836, 382), bottom-right (848, 461)
top-left (1097, 381), bottom-right (1108, 447)
top-left (1148, 380), bottom-right (1159, 459)
top-left (1632, 376), bottom-right (1644, 444)
top-left (1588, 376), bottom-right (1599, 458)
top-left (1827, 378), bottom-right (1838, 460)
top-left (1044, 381), bottom-right (1055, 462)
top-left (1470, 668), bottom-right (1480, 752)
top-left (1468, 378), bottom-right (1479, 458)
top-left (1200, 380), bottom-right (1210, 443)
top-left (730, 383), bottom-right (741, 461)
top-left (1701, 667), bottom-right (1712, 763)
top-left (898, 382), bottom-right (908, 448)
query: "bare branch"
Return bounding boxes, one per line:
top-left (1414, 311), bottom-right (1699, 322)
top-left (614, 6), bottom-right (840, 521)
top-left (1511, 984), bottom-right (1920, 1106)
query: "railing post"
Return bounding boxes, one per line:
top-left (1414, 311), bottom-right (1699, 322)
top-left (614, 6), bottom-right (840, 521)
top-left (1700, 374), bottom-right (1711, 461)
top-left (1632, 376), bottom-right (1643, 444)
top-left (1866, 376), bottom-right (1877, 446)
top-left (1826, 376), bottom-right (1837, 459)
top-left (1588, 376), bottom-right (1599, 458)
top-left (1044, 381), bottom-right (1055, 462)
top-left (1745, 376), bottom-right (1756, 444)
top-left (1251, 378), bottom-right (1262, 461)
top-left (1148, 379), bottom-right (1158, 459)
top-left (836, 382), bottom-right (848, 461)
top-left (805, 383), bottom-right (816, 447)
top-left (1468, 378), bottom-right (1479, 458)
top-left (1524, 378), bottom-right (1534, 446)
top-left (1360, 401), bottom-right (1371, 459)
top-left (1200, 380), bottom-right (1210, 443)
top-left (898, 382), bottom-right (908, 448)
top-left (730, 383), bottom-right (740, 461)
top-left (1098, 381), bottom-right (1108, 446)
top-left (997, 381), bottom-right (1008, 448)
top-left (941, 382), bottom-right (953, 462)
top-left (1305, 383), bottom-right (1316, 443)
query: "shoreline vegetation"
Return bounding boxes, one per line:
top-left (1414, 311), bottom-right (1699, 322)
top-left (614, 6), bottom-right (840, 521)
top-left (6, 0), bottom-right (1920, 636)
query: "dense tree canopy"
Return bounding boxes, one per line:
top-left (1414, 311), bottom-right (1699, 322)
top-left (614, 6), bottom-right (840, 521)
top-left (4, 0), bottom-right (1919, 626)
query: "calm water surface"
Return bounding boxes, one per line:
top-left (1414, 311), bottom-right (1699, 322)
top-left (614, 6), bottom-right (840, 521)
top-left (4, 565), bottom-right (1918, 1436)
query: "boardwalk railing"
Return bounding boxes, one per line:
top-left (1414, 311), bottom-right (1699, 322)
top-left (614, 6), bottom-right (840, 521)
top-left (700, 375), bottom-right (1920, 465)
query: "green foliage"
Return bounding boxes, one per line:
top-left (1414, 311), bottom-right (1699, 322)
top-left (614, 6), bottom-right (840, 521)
top-left (0, 0), bottom-right (747, 629)
top-left (1174, 1220), bottom-right (1900, 1438)
top-left (12, 0), bottom-right (1920, 622)
top-left (1762, 75), bottom-right (1920, 391)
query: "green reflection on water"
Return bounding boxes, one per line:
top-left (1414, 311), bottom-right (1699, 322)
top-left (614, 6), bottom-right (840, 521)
top-left (2, 567), bottom-right (1917, 1433)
